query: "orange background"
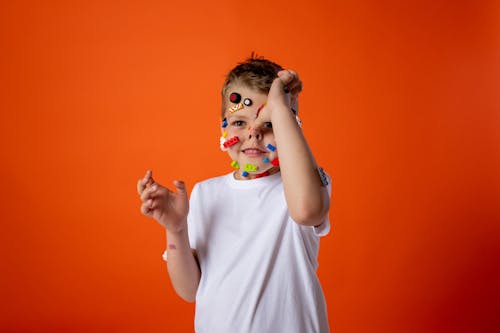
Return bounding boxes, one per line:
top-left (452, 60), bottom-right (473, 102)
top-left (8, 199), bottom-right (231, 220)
top-left (1, 0), bottom-right (499, 332)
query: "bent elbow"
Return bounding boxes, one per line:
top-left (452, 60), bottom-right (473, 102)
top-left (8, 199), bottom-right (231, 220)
top-left (291, 201), bottom-right (330, 227)
top-left (175, 287), bottom-right (197, 303)
top-left (179, 293), bottom-right (196, 303)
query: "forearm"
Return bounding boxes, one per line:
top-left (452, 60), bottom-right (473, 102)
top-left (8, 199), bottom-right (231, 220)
top-left (272, 106), bottom-right (330, 226)
top-left (165, 226), bottom-right (201, 302)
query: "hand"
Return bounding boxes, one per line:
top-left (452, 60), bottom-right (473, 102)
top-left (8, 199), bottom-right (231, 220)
top-left (267, 69), bottom-right (302, 114)
top-left (137, 170), bottom-right (189, 233)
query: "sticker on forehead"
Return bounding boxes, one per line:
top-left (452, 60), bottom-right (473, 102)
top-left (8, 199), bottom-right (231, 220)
top-left (229, 102), bottom-right (244, 114)
top-left (229, 92), bottom-right (241, 104)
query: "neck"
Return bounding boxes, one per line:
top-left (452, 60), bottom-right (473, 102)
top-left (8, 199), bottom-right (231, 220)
top-left (233, 167), bottom-right (280, 180)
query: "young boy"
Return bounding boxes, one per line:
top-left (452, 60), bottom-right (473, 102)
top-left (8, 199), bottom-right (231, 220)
top-left (137, 56), bottom-right (331, 332)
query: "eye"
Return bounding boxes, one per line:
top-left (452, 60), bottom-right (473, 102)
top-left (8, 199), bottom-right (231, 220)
top-left (232, 120), bottom-right (246, 127)
top-left (263, 122), bottom-right (273, 129)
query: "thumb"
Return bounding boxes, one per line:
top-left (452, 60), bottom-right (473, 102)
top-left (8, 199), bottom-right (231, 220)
top-left (173, 180), bottom-right (187, 197)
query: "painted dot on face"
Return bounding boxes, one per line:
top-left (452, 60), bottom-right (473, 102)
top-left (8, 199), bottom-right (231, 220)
top-left (243, 98), bottom-right (252, 106)
top-left (242, 171), bottom-right (249, 177)
top-left (222, 118), bottom-right (228, 128)
top-left (229, 92), bottom-right (241, 104)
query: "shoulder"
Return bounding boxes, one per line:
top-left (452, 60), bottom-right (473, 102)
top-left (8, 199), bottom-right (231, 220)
top-left (195, 173), bottom-right (231, 188)
top-left (190, 173), bottom-right (232, 195)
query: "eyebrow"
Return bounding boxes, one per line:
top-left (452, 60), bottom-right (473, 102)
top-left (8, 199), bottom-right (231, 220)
top-left (228, 114), bottom-right (253, 121)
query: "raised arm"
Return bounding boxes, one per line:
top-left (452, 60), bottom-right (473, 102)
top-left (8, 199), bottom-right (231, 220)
top-left (265, 71), bottom-right (330, 227)
top-left (137, 170), bottom-right (200, 302)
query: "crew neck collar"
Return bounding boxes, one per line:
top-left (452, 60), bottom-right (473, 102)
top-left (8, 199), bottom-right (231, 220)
top-left (226, 171), bottom-right (282, 189)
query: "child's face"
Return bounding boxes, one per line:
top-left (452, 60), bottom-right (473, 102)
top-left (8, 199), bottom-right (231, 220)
top-left (222, 84), bottom-right (279, 179)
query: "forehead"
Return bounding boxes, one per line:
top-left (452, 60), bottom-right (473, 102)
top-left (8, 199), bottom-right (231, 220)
top-left (225, 83), bottom-right (266, 99)
top-left (224, 84), bottom-right (267, 118)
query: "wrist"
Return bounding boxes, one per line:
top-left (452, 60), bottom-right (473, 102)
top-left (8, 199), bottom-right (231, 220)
top-left (161, 217), bottom-right (188, 234)
top-left (165, 224), bottom-right (187, 235)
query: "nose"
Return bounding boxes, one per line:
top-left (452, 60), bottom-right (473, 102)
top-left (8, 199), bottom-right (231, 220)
top-left (248, 126), bottom-right (262, 140)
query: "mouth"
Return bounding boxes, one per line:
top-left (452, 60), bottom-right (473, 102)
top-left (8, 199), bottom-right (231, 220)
top-left (242, 148), bottom-right (266, 157)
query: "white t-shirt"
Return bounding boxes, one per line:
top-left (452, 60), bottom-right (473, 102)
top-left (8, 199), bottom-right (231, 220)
top-left (187, 172), bottom-right (330, 333)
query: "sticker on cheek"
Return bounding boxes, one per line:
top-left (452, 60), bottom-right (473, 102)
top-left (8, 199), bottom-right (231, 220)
top-left (266, 143), bottom-right (276, 152)
top-left (230, 161), bottom-right (239, 169)
top-left (244, 164), bottom-right (258, 172)
top-left (223, 136), bottom-right (240, 148)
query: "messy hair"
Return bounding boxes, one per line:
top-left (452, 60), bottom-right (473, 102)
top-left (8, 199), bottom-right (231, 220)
top-left (221, 53), bottom-right (283, 118)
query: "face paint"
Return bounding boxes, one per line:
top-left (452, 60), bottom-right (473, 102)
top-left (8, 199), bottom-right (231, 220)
top-left (222, 131), bottom-right (228, 138)
top-left (256, 103), bottom-right (266, 118)
top-left (255, 171), bottom-right (270, 178)
top-left (263, 157), bottom-right (270, 163)
top-left (231, 161), bottom-right (239, 169)
top-left (222, 118), bottom-right (228, 128)
top-left (243, 98), bottom-right (252, 106)
top-left (242, 171), bottom-right (249, 177)
top-left (229, 92), bottom-right (241, 104)
top-left (271, 157), bottom-right (280, 167)
top-left (229, 102), bottom-right (244, 114)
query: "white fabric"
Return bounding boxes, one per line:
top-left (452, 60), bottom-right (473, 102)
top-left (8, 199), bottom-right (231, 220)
top-left (185, 172), bottom-right (331, 333)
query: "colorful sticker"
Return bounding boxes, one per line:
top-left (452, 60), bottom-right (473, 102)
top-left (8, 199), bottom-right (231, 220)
top-left (244, 164), bottom-right (258, 172)
top-left (229, 102), bottom-right (244, 114)
top-left (229, 92), bottom-right (241, 104)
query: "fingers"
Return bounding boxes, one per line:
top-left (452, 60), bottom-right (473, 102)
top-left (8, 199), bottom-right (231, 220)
top-left (173, 180), bottom-right (187, 197)
top-left (137, 170), bottom-right (154, 195)
top-left (140, 182), bottom-right (160, 202)
top-left (278, 70), bottom-right (303, 95)
top-left (140, 184), bottom-right (163, 216)
top-left (141, 200), bottom-right (155, 216)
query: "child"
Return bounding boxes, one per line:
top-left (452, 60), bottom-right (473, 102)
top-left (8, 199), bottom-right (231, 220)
top-left (137, 56), bottom-right (332, 332)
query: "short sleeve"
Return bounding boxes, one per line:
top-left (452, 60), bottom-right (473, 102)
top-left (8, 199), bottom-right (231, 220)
top-left (187, 183), bottom-right (200, 250)
top-left (313, 171), bottom-right (332, 237)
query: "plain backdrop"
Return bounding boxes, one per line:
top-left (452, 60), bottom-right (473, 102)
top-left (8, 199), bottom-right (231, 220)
top-left (1, 0), bottom-right (499, 332)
